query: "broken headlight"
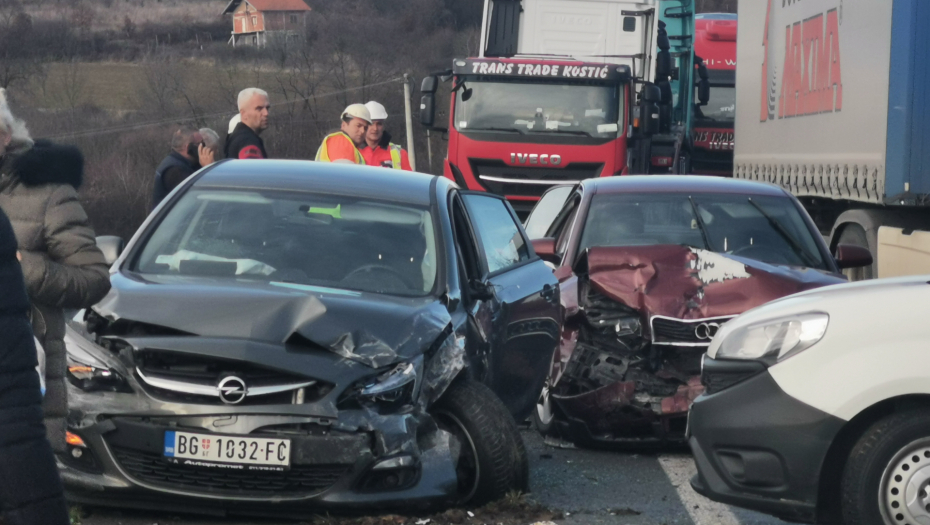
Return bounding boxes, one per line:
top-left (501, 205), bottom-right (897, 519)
top-left (358, 356), bottom-right (423, 407)
top-left (716, 313), bottom-right (829, 364)
top-left (65, 328), bottom-right (131, 393)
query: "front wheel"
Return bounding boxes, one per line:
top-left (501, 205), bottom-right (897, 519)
top-left (841, 410), bottom-right (930, 524)
top-left (432, 380), bottom-right (529, 505)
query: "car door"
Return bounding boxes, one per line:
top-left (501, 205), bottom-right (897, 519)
top-left (455, 192), bottom-right (561, 421)
top-left (524, 185), bottom-right (575, 240)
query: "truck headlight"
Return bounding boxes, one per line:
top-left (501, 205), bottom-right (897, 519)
top-left (717, 313), bottom-right (828, 364)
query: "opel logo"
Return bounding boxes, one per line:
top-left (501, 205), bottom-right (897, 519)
top-left (217, 376), bottom-right (247, 405)
top-left (694, 323), bottom-right (721, 341)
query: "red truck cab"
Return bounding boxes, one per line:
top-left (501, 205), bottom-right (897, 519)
top-left (692, 13), bottom-right (736, 175)
top-left (434, 57), bottom-right (633, 216)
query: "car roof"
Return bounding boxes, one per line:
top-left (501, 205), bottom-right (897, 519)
top-left (193, 159), bottom-right (439, 206)
top-left (585, 175), bottom-right (789, 197)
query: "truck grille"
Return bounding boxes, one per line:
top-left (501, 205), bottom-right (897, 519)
top-left (470, 160), bottom-right (604, 197)
top-left (650, 316), bottom-right (735, 346)
top-left (112, 447), bottom-right (348, 496)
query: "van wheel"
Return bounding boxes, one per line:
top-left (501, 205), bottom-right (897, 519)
top-left (837, 224), bottom-right (875, 281)
top-left (432, 380), bottom-right (529, 505)
top-left (841, 410), bottom-right (930, 525)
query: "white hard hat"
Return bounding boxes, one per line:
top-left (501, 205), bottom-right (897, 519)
top-left (341, 103), bottom-right (372, 124)
top-left (228, 113), bottom-right (241, 134)
top-left (365, 101), bottom-right (388, 121)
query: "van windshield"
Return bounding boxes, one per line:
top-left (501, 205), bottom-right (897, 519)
top-left (454, 79), bottom-right (621, 139)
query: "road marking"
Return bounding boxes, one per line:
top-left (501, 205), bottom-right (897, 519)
top-left (658, 454), bottom-right (741, 525)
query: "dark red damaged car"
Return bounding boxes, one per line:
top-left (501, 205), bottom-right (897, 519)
top-left (522, 176), bottom-right (873, 447)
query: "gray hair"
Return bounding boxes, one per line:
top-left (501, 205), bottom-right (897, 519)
top-left (237, 87), bottom-right (268, 111)
top-left (200, 127), bottom-right (220, 151)
top-left (170, 125), bottom-right (199, 152)
top-left (0, 89), bottom-right (33, 153)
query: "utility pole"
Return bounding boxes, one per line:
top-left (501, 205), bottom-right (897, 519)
top-left (403, 73), bottom-right (417, 171)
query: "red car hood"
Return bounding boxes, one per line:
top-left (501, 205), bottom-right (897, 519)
top-left (586, 245), bottom-right (845, 321)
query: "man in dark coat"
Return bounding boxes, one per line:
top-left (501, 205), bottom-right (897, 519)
top-left (224, 87), bottom-right (269, 160)
top-left (0, 207), bottom-right (70, 525)
top-left (152, 125), bottom-right (214, 209)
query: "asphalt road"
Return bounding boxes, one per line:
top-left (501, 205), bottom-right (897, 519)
top-left (75, 429), bottom-right (787, 525)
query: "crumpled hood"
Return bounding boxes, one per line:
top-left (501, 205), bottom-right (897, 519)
top-left (586, 245), bottom-right (845, 321)
top-left (94, 273), bottom-right (451, 368)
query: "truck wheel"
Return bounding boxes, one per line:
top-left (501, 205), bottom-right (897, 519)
top-left (841, 410), bottom-right (930, 525)
top-left (837, 224), bottom-right (875, 281)
top-left (432, 380), bottom-right (529, 505)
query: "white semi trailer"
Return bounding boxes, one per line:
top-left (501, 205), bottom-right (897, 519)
top-left (734, 0), bottom-right (930, 280)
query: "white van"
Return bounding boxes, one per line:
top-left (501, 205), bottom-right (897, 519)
top-left (689, 275), bottom-right (930, 525)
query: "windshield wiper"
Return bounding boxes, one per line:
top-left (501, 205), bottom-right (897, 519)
top-left (688, 196), bottom-right (715, 251)
top-left (746, 197), bottom-right (819, 268)
top-left (526, 129), bottom-right (593, 137)
top-left (466, 127), bottom-right (524, 134)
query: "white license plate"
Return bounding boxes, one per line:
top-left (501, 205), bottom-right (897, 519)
top-left (164, 431), bottom-right (291, 470)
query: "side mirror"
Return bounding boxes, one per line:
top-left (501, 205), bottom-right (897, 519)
top-left (96, 235), bottom-right (124, 265)
top-left (532, 238), bottom-right (561, 265)
top-left (420, 94), bottom-right (436, 127)
top-left (468, 279), bottom-right (495, 301)
top-left (421, 75), bottom-right (438, 94)
top-left (835, 244), bottom-right (873, 269)
top-left (642, 84), bottom-right (662, 103)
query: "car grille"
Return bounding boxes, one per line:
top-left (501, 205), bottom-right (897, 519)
top-left (470, 159), bottom-right (604, 197)
top-left (111, 447), bottom-right (349, 496)
top-left (651, 316), bottom-right (735, 346)
top-left (135, 351), bottom-right (330, 406)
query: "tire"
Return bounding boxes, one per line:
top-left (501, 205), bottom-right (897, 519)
top-left (836, 224), bottom-right (875, 281)
top-left (432, 380), bottom-right (530, 505)
top-left (532, 381), bottom-right (558, 436)
top-left (841, 409), bottom-right (930, 525)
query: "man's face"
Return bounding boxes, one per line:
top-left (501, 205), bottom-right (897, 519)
top-left (367, 120), bottom-right (385, 144)
top-left (341, 117), bottom-right (369, 147)
top-left (241, 94), bottom-right (270, 132)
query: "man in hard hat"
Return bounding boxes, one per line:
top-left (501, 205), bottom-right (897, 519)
top-left (315, 104), bottom-right (370, 164)
top-left (359, 101), bottom-right (412, 170)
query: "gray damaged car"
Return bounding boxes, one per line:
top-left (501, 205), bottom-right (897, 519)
top-left (61, 160), bottom-right (561, 515)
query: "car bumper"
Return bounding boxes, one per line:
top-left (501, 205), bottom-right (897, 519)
top-left (61, 407), bottom-right (459, 513)
top-left (687, 362), bottom-right (845, 523)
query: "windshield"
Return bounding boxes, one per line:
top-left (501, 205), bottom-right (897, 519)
top-left (696, 85), bottom-right (735, 121)
top-left (454, 79), bottom-right (621, 138)
top-left (579, 193), bottom-right (827, 270)
top-left (133, 190), bottom-right (438, 296)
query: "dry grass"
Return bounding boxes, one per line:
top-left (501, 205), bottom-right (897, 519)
top-left (20, 0), bottom-right (227, 33)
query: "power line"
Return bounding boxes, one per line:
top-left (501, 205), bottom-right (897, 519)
top-left (46, 77), bottom-right (405, 140)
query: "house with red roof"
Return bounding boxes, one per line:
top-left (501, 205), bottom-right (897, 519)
top-left (222, 0), bottom-right (311, 47)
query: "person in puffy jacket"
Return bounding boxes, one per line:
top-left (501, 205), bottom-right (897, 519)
top-left (0, 89), bottom-right (111, 453)
top-left (0, 206), bottom-right (70, 525)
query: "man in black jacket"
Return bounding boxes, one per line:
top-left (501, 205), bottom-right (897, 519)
top-left (225, 87), bottom-right (270, 160)
top-left (0, 207), bottom-right (69, 525)
top-left (152, 126), bottom-right (214, 209)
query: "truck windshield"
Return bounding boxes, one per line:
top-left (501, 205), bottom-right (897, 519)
top-left (455, 79), bottom-right (621, 139)
top-left (696, 85), bottom-right (735, 122)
